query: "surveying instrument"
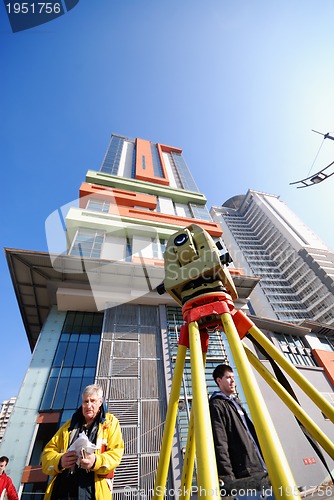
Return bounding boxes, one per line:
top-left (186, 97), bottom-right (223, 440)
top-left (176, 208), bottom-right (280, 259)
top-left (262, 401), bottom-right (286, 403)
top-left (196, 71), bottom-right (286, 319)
top-left (153, 224), bottom-right (334, 500)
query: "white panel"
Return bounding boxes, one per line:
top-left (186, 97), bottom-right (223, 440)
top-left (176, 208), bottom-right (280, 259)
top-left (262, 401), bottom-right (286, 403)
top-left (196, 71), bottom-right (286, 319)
top-left (261, 194), bottom-right (328, 250)
top-left (174, 203), bottom-right (187, 217)
top-left (158, 196), bottom-right (175, 215)
top-left (119, 141), bottom-right (134, 178)
top-left (101, 235), bottom-right (126, 261)
top-left (162, 152), bottom-right (177, 188)
top-left (305, 333), bottom-right (325, 350)
top-left (133, 235), bottom-right (153, 258)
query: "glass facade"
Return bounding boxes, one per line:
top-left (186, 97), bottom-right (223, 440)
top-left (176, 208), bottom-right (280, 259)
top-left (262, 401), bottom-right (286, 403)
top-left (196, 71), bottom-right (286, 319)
top-left (40, 312), bottom-right (103, 424)
top-left (100, 135), bottom-right (124, 175)
top-left (169, 152), bottom-right (199, 193)
top-left (151, 144), bottom-right (164, 178)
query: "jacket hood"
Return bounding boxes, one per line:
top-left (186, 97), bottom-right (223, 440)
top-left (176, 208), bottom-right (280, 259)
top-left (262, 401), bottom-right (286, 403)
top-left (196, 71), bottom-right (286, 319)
top-left (210, 390), bottom-right (238, 402)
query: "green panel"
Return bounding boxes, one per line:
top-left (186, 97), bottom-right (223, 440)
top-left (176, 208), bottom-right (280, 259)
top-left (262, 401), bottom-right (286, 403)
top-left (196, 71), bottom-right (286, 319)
top-left (85, 170), bottom-right (207, 205)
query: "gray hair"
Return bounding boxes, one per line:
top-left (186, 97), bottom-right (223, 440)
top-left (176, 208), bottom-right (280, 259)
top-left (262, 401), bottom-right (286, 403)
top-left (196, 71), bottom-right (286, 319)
top-left (82, 384), bottom-right (103, 399)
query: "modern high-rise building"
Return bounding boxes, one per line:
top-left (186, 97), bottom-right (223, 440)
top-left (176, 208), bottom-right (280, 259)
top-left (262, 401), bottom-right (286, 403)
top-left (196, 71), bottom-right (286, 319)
top-left (1, 141), bottom-right (334, 498)
top-left (0, 397), bottom-right (16, 443)
top-left (211, 190), bottom-right (334, 386)
top-left (211, 190), bottom-right (334, 485)
top-left (1, 134), bottom-right (250, 499)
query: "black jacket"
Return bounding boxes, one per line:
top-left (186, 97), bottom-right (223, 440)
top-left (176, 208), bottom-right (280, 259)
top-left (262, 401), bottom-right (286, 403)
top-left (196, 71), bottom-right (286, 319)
top-left (209, 391), bottom-right (268, 488)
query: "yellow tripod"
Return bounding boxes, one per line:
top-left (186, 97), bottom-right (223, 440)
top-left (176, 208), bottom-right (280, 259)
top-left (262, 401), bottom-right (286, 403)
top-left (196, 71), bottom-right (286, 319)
top-left (153, 224), bottom-right (334, 500)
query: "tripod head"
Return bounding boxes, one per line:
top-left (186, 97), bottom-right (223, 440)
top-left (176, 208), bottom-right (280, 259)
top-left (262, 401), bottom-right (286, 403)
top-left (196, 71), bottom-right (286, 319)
top-left (157, 224), bottom-right (238, 305)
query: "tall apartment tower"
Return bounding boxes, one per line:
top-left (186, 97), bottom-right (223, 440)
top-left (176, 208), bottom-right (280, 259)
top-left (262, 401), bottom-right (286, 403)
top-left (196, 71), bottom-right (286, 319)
top-left (0, 397), bottom-right (16, 443)
top-left (211, 190), bottom-right (334, 409)
top-left (211, 190), bottom-right (334, 326)
top-left (2, 134), bottom-right (244, 499)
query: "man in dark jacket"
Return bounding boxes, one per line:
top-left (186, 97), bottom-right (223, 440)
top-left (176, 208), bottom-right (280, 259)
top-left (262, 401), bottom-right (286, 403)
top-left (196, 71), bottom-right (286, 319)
top-left (209, 364), bottom-right (271, 496)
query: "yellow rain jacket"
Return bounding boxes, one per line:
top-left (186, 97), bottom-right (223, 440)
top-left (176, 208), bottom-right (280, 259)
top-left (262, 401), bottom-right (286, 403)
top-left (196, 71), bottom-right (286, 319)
top-left (42, 412), bottom-right (124, 500)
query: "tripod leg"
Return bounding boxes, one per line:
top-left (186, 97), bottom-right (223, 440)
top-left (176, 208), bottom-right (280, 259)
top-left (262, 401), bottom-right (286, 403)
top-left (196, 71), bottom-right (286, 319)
top-left (153, 342), bottom-right (187, 500)
top-left (247, 322), bottom-right (334, 423)
top-left (179, 351), bottom-right (208, 500)
top-left (244, 343), bottom-right (334, 459)
top-left (221, 312), bottom-right (301, 500)
top-left (188, 320), bottom-right (220, 497)
top-left (179, 409), bottom-right (196, 500)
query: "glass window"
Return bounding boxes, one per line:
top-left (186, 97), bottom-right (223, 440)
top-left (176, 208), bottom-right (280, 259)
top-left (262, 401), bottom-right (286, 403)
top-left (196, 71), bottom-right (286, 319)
top-left (318, 337), bottom-right (334, 352)
top-left (86, 198), bottom-right (110, 213)
top-left (73, 342), bottom-right (89, 366)
top-left (190, 204), bottom-right (212, 222)
top-left (125, 237), bottom-right (132, 262)
top-left (274, 333), bottom-right (316, 366)
top-left (170, 152), bottom-right (199, 192)
top-left (69, 228), bottom-right (105, 258)
top-left (85, 341), bottom-right (100, 366)
top-left (151, 144), bottom-right (164, 178)
top-left (100, 135), bottom-right (124, 175)
top-left (40, 312), bottom-right (103, 413)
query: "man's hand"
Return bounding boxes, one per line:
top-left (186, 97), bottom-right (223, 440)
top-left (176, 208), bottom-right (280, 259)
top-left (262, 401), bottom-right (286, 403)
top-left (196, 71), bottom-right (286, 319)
top-left (79, 451), bottom-right (96, 471)
top-left (59, 451), bottom-right (78, 469)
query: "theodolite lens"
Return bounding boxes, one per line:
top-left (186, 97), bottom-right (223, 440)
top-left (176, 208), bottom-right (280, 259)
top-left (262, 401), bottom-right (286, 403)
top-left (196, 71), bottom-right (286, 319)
top-left (174, 233), bottom-right (188, 246)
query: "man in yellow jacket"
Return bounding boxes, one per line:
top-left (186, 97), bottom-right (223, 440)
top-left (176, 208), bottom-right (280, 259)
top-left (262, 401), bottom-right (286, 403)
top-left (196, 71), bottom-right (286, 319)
top-left (42, 384), bottom-right (124, 500)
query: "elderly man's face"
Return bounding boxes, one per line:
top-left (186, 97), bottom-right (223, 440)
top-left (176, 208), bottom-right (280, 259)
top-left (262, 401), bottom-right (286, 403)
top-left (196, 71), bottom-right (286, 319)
top-left (82, 392), bottom-right (103, 425)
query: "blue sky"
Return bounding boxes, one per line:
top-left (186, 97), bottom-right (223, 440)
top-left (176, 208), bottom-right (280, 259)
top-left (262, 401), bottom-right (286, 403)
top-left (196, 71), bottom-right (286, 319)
top-left (1, 0), bottom-right (334, 404)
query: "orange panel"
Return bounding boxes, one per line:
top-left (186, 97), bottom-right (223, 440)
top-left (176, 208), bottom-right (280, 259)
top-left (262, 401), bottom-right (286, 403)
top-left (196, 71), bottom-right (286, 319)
top-left (79, 183), bottom-right (157, 210)
top-left (117, 206), bottom-right (223, 237)
top-left (312, 349), bottom-right (334, 387)
top-left (36, 412), bottom-right (61, 424)
top-left (135, 138), bottom-right (154, 182)
top-left (21, 466), bottom-right (48, 483)
top-left (135, 139), bottom-right (169, 186)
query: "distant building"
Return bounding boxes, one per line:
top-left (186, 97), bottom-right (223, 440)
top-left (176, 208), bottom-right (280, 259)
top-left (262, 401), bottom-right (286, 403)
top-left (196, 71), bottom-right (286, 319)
top-left (0, 397), bottom-right (16, 443)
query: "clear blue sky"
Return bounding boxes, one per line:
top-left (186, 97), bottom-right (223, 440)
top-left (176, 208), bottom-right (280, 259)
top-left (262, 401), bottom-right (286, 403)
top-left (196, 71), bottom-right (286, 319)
top-left (1, 0), bottom-right (334, 404)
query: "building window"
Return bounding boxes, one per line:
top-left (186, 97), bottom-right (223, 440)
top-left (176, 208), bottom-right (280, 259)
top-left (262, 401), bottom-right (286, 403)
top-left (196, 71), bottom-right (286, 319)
top-left (190, 204), bottom-right (212, 222)
top-left (160, 238), bottom-right (167, 256)
top-left (170, 152), bottom-right (199, 192)
top-left (151, 144), bottom-right (164, 178)
top-left (86, 198), bottom-right (110, 213)
top-left (100, 135), bottom-right (124, 175)
top-left (69, 228), bottom-right (105, 258)
top-left (152, 238), bottom-right (167, 259)
top-left (274, 334), bottom-right (316, 366)
top-left (318, 336), bottom-right (334, 352)
top-left (40, 312), bottom-right (103, 423)
top-left (131, 145), bottom-right (137, 179)
top-left (125, 237), bottom-right (132, 262)
top-left (142, 155), bottom-right (146, 169)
